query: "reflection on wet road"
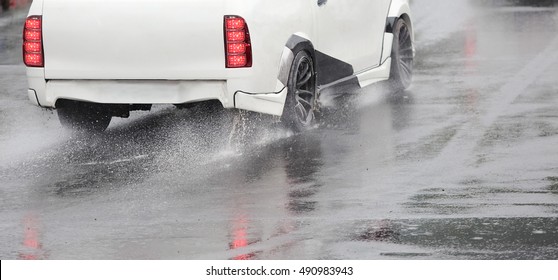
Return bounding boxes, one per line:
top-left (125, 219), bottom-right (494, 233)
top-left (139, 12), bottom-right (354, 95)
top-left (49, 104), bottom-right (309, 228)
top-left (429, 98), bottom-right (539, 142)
top-left (1, 0), bottom-right (557, 259)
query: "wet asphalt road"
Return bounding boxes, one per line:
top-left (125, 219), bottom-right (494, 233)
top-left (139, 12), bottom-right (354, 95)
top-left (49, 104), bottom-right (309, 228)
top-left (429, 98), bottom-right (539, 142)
top-left (1, 0), bottom-right (558, 260)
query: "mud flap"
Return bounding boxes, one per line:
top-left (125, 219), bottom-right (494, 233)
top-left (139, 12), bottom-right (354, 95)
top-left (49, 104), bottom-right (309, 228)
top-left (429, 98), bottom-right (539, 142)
top-left (354, 32), bottom-right (394, 88)
top-left (233, 85), bottom-right (288, 116)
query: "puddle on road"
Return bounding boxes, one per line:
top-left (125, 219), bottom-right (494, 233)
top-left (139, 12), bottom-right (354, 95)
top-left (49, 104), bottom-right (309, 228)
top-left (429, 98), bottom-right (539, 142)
top-left (351, 217), bottom-right (558, 259)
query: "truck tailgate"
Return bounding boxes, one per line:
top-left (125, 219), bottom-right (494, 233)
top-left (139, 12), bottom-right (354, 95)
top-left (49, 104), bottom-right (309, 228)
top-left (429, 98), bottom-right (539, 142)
top-left (42, 0), bottom-right (227, 80)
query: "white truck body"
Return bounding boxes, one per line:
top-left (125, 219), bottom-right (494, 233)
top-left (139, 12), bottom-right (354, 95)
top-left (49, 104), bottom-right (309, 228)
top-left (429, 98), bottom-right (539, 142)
top-left (25, 0), bottom-right (412, 120)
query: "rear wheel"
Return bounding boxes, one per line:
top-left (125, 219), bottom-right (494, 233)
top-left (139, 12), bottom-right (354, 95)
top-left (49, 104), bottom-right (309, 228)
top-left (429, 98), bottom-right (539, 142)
top-left (57, 101), bottom-right (112, 132)
top-left (389, 18), bottom-right (413, 91)
top-left (281, 51), bottom-right (317, 132)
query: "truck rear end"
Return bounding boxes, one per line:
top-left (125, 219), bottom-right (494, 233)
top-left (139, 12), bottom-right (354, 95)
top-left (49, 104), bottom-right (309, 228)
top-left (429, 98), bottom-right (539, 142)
top-left (25, 0), bottom-right (302, 131)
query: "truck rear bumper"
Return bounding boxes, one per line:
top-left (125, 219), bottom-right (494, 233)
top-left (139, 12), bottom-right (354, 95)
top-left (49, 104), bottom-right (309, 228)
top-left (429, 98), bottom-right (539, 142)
top-left (29, 78), bottom-right (287, 116)
top-left (43, 79), bottom-right (229, 107)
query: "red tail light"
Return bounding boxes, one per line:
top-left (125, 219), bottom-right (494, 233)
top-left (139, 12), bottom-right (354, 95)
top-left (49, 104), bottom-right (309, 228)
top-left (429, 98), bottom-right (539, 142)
top-left (224, 16), bottom-right (252, 68)
top-left (23, 16), bottom-right (44, 67)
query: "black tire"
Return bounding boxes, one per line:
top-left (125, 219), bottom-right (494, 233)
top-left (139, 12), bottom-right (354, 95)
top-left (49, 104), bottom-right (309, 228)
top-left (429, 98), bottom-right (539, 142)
top-left (281, 51), bottom-right (317, 132)
top-left (389, 18), bottom-right (413, 91)
top-left (1, 0), bottom-right (9, 11)
top-left (57, 101), bottom-right (112, 132)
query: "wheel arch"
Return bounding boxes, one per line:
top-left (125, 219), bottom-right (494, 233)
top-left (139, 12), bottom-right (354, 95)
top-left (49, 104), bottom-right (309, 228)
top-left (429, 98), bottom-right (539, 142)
top-left (387, 0), bottom-right (414, 41)
top-left (277, 34), bottom-right (317, 87)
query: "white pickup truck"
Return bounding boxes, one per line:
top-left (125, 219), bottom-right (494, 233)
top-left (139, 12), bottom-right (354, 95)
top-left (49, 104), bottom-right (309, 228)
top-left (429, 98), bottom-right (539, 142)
top-left (24, 0), bottom-right (414, 131)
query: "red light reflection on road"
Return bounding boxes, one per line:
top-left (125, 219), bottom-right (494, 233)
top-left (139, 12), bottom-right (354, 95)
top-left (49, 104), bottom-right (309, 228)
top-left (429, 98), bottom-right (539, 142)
top-left (18, 213), bottom-right (44, 260)
top-left (229, 214), bottom-right (253, 260)
top-left (465, 22), bottom-right (477, 70)
top-left (464, 22), bottom-right (479, 112)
